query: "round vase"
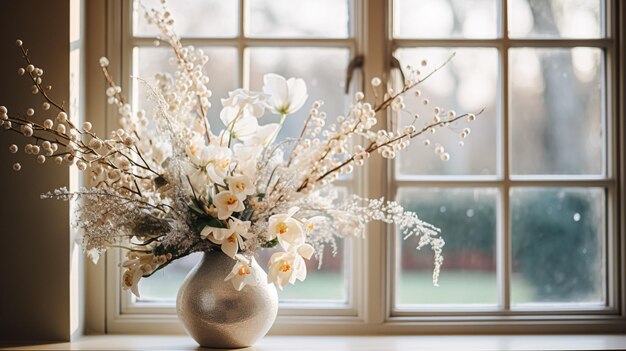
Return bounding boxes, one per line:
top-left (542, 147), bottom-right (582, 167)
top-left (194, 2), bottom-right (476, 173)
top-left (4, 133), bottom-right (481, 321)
top-left (176, 251), bottom-right (278, 348)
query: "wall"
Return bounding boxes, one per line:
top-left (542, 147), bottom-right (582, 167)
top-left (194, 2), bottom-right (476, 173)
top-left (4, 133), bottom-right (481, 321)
top-left (0, 0), bottom-right (71, 343)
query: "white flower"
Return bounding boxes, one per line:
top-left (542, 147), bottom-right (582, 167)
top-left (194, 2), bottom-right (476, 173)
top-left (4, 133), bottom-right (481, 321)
top-left (268, 207), bottom-right (305, 251)
top-left (220, 107), bottom-right (259, 140)
top-left (243, 123), bottom-right (279, 146)
top-left (205, 145), bottom-right (232, 185)
top-left (203, 218), bottom-right (252, 258)
top-left (120, 252), bottom-right (163, 297)
top-left (214, 191), bottom-right (245, 220)
top-left (263, 73), bottom-right (308, 115)
top-left (220, 88), bottom-right (269, 141)
top-left (122, 267), bottom-right (143, 297)
top-left (226, 175), bottom-right (255, 200)
top-left (220, 88), bottom-right (268, 119)
top-left (233, 144), bottom-right (262, 179)
top-left (224, 254), bottom-right (258, 291)
top-left (267, 244), bottom-right (315, 290)
top-left (187, 140), bottom-right (233, 188)
top-left (303, 216), bottom-right (325, 234)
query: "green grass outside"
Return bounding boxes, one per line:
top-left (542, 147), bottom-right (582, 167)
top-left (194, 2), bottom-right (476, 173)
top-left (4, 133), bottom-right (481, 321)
top-left (138, 270), bottom-right (536, 304)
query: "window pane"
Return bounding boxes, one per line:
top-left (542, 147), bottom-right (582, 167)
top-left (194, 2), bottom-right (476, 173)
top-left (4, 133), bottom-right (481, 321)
top-left (511, 187), bottom-right (605, 305)
top-left (134, 0), bottom-right (238, 37)
top-left (508, 0), bottom-right (603, 39)
top-left (134, 46), bottom-right (238, 132)
top-left (396, 188), bottom-right (498, 306)
top-left (509, 48), bottom-right (604, 176)
top-left (246, 0), bottom-right (350, 38)
top-left (137, 253), bottom-right (202, 301)
top-left (257, 240), bottom-right (348, 303)
top-left (248, 47), bottom-right (350, 140)
top-left (394, 48), bottom-right (498, 177)
top-left (393, 0), bottom-right (498, 39)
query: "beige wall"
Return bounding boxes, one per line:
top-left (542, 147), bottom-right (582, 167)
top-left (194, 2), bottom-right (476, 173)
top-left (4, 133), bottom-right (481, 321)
top-left (0, 0), bottom-right (71, 343)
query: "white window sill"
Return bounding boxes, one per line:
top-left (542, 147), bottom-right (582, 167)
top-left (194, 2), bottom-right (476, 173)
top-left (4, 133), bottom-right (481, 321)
top-left (4, 335), bottom-right (626, 350)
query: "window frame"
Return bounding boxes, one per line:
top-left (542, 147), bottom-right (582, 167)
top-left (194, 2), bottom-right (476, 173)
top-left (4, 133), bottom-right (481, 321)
top-left (388, 0), bottom-right (618, 318)
top-left (95, 0), bottom-right (626, 335)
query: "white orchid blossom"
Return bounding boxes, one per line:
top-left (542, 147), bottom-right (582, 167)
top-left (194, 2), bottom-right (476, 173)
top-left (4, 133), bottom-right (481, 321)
top-left (268, 207), bottom-right (305, 251)
top-left (203, 218), bottom-right (252, 258)
top-left (267, 243), bottom-right (315, 290)
top-left (205, 145), bottom-right (232, 185)
top-left (121, 267), bottom-right (144, 297)
top-left (226, 175), bottom-right (255, 200)
top-left (263, 73), bottom-right (308, 116)
top-left (120, 252), bottom-right (168, 297)
top-left (214, 191), bottom-right (245, 220)
top-left (224, 254), bottom-right (258, 291)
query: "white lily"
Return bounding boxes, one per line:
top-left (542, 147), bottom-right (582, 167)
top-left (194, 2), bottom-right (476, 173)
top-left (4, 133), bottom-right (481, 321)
top-left (267, 243), bottom-right (315, 290)
top-left (214, 191), bottom-right (245, 220)
top-left (226, 175), bottom-right (255, 200)
top-left (224, 254), bottom-right (258, 291)
top-left (268, 207), bottom-right (305, 251)
top-left (205, 218), bottom-right (252, 258)
top-left (263, 73), bottom-right (308, 116)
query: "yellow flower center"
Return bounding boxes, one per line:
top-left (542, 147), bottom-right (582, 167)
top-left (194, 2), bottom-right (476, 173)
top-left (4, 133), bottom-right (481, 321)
top-left (227, 234), bottom-right (237, 243)
top-left (189, 145), bottom-right (197, 156)
top-left (277, 222), bottom-right (288, 235)
top-left (307, 223), bottom-right (314, 231)
top-left (238, 266), bottom-right (251, 276)
top-left (227, 196), bottom-right (238, 205)
top-left (279, 261), bottom-right (291, 273)
top-left (236, 182), bottom-right (245, 191)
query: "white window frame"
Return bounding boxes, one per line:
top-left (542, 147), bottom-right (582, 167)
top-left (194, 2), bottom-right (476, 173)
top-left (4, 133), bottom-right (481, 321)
top-left (91, 0), bottom-right (626, 335)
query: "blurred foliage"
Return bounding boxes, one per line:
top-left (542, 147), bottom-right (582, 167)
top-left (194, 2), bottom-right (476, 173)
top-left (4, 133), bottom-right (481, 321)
top-left (403, 188), bottom-right (601, 302)
top-left (511, 189), bottom-right (602, 302)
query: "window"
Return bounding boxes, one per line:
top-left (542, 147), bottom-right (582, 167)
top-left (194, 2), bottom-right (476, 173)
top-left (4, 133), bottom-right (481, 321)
top-left (103, 0), bottom-right (624, 333)
top-left (390, 0), bottom-right (617, 318)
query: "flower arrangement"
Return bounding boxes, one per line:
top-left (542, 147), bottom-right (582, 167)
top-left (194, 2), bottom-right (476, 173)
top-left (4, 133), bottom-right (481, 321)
top-left (1, 4), bottom-right (481, 296)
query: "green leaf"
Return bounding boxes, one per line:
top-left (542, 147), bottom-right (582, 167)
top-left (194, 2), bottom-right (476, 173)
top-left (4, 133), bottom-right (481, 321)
top-left (188, 203), bottom-right (204, 216)
top-left (261, 237), bottom-right (279, 248)
top-left (195, 215), bottom-right (227, 235)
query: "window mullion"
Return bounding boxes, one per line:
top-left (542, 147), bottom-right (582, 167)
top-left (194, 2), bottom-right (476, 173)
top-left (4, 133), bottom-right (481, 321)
top-left (500, 0), bottom-right (512, 313)
top-left (361, 0), bottom-right (391, 325)
top-left (238, 0), bottom-right (245, 89)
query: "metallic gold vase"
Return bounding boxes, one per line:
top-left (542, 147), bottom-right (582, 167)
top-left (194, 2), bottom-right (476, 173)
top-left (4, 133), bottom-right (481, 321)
top-left (176, 251), bottom-right (278, 348)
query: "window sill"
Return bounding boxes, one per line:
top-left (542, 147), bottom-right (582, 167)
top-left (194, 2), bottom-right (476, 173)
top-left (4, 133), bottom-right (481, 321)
top-left (4, 334), bottom-right (626, 350)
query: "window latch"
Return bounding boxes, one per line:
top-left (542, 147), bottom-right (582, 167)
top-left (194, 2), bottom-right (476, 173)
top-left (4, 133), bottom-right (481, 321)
top-left (345, 54), bottom-right (364, 94)
top-left (390, 55), bottom-right (406, 85)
